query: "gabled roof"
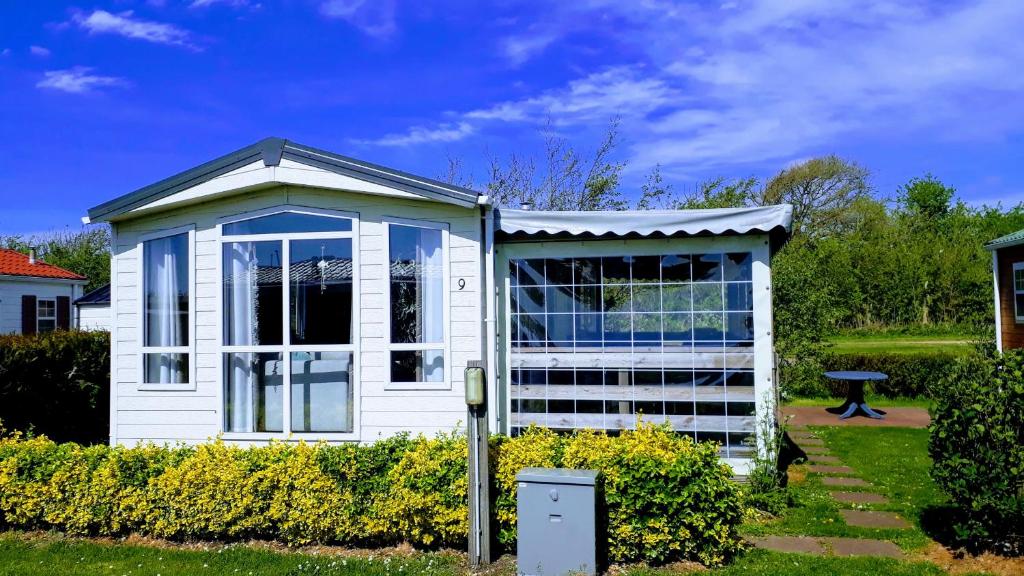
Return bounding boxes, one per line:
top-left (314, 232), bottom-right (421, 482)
top-left (87, 137), bottom-right (482, 222)
top-left (495, 205), bottom-right (794, 240)
top-left (0, 248), bottom-right (87, 281)
top-left (986, 228), bottom-right (1024, 251)
top-left (74, 283), bottom-right (110, 305)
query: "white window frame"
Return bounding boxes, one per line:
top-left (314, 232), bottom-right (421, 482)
top-left (217, 205), bottom-right (361, 441)
top-left (37, 297), bottom-right (57, 333)
top-left (384, 216), bottom-right (451, 391)
top-left (137, 224), bottom-right (196, 392)
top-left (1014, 262), bottom-right (1024, 323)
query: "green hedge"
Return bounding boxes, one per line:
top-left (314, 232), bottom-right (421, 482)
top-left (929, 350), bottom-right (1024, 548)
top-left (0, 424), bottom-right (744, 566)
top-left (0, 331), bottom-right (110, 444)
top-left (781, 350), bottom-right (965, 398)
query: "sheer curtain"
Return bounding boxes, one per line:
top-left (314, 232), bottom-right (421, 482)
top-left (226, 242), bottom-right (257, 431)
top-left (421, 229), bottom-right (444, 381)
top-left (145, 235), bottom-right (186, 383)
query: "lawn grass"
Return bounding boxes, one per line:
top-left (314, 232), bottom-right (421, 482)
top-left (0, 534), bottom-right (463, 576)
top-left (742, 427), bottom-right (941, 553)
top-left (786, 396), bottom-right (933, 409)
top-left (827, 335), bottom-right (973, 356)
top-left (627, 549), bottom-right (946, 576)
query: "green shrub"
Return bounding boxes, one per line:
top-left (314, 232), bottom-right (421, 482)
top-left (929, 350), bottom-right (1024, 547)
top-left (495, 424), bottom-right (744, 566)
top-left (0, 330), bottom-right (110, 444)
top-left (0, 426), bottom-right (745, 566)
top-left (783, 350), bottom-right (964, 398)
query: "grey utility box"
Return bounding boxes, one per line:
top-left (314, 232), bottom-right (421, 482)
top-left (516, 467), bottom-right (601, 576)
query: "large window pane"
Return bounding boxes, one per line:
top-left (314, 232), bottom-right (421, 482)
top-left (223, 212), bottom-right (351, 235)
top-left (223, 241), bottom-right (283, 346)
top-left (290, 239), bottom-right (353, 345)
top-left (144, 233), bottom-right (189, 347)
top-left (291, 351), bottom-right (353, 433)
top-left (391, 349), bottom-right (444, 382)
top-left (224, 352), bottom-right (283, 433)
top-left (390, 225), bottom-right (444, 344)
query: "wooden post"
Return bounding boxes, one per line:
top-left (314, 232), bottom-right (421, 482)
top-left (467, 361), bottom-right (490, 567)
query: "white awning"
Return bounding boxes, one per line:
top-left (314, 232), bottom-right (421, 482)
top-left (495, 205), bottom-right (793, 239)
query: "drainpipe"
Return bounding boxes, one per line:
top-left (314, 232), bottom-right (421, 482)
top-left (479, 196), bottom-right (499, 431)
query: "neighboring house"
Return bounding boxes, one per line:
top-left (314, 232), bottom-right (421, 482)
top-left (84, 137), bottom-right (792, 473)
top-left (0, 248), bottom-right (87, 334)
top-left (75, 283), bottom-right (111, 332)
top-left (987, 229), bottom-right (1024, 351)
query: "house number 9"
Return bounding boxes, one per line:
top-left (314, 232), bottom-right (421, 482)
top-left (458, 279), bottom-right (466, 290)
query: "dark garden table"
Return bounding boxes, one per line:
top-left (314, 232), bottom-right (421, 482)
top-left (823, 371), bottom-right (888, 420)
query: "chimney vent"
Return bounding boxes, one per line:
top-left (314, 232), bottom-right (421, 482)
top-left (520, 201), bottom-right (533, 211)
top-left (28, 248), bottom-right (36, 265)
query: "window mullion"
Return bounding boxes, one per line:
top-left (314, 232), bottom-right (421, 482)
top-left (282, 239), bottom-right (292, 436)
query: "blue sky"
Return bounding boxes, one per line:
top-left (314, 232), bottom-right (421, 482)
top-left (1, 0), bottom-right (1023, 234)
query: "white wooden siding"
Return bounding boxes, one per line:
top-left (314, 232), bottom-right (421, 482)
top-left (110, 185), bottom-right (481, 446)
top-left (0, 278), bottom-right (82, 334)
top-left (76, 304), bottom-right (111, 331)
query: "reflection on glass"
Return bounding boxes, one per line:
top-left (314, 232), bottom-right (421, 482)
top-left (545, 286), bottom-right (574, 314)
top-left (603, 285), bottom-right (631, 312)
top-left (224, 352), bottom-right (283, 433)
top-left (223, 241), bottom-right (283, 346)
top-left (546, 258), bottom-right (573, 285)
top-left (290, 239), bottom-right (353, 345)
top-left (144, 232), bottom-right (189, 347)
top-left (631, 256), bottom-right (661, 283)
top-left (223, 212), bottom-right (351, 235)
top-left (692, 254), bottom-right (723, 282)
top-left (633, 285), bottom-right (661, 312)
top-left (390, 225), bottom-right (444, 345)
top-left (693, 284), bottom-right (724, 311)
top-left (391, 349), bottom-right (444, 382)
top-left (602, 257), bottom-right (630, 284)
top-left (291, 351), bottom-right (353, 433)
top-left (144, 353), bottom-right (189, 384)
top-left (725, 253), bottom-right (752, 281)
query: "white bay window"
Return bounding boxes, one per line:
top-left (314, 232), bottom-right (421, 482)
top-left (220, 208), bottom-right (358, 436)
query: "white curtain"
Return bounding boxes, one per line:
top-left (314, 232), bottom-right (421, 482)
top-left (146, 235), bottom-right (185, 384)
top-left (421, 229), bottom-right (444, 381)
top-left (226, 242), bottom-right (258, 432)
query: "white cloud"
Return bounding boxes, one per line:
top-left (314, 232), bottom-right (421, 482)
top-left (358, 122), bottom-right (476, 147)
top-left (36, 67), bottom-right (127, 94)
top-left (501, 29), bottom-right (558, 67)
top-left (190, 0), bottom-right (253, 8)
top-left (72, 10), bottom-right (198, 49)
top-left (319, 0), bottom-right (396, 39)
top-left (29, 45), bottom-right (50, 57)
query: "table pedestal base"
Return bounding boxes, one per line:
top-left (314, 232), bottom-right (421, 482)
top-left (826, 402), bottom-right (886, 419)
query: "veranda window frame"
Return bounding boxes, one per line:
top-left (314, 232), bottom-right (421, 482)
top-left (383, 216), bottom-right (452, 391)
top-left (217, 205), bottom-right (361, 441)
top-left (137, 224), bottom-right (196, 391)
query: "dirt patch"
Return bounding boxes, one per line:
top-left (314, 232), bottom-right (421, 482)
top-left (919, 542), bottom-right (1024, 576)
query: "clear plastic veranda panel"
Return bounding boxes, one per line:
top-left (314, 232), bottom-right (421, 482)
top-left (508, 252), bottom-right (759, 458)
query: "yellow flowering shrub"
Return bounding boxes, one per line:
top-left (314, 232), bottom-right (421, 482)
top-left (0, 424), bottom-right (743, 565)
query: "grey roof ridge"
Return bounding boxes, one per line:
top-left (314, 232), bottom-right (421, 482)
top-left (87, 137), bottom-right (481, 221)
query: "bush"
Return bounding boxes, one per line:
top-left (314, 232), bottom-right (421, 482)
top-left (929, 350), bottom-right (1024, 548)
top-left (783, 350), bottom-right (964, 398)
top-left (0, 425), bottom-right (746, 566)
top-left (0, 330), bottom-right (110, 444)
top-left (495, 424), bottom-right (744, 566)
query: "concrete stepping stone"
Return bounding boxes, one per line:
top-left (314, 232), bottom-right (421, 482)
top-left (749, 535), bottom-right (826, 555)
top-left (802, 446), bottom-right (830, 455)
top-left (821, 537), bottom-right (905, 559)
top-left (809, 455), bottom-right (842, 464)
top-left (839, 510), bottom-right (911, 529)
top-left (798, 438), bottom-right (825, 446)
top-left (822, 477), bottom-right (871, 487)
top-left (789, 431), bottom-right (818, 441)
top-left (807, 464), bottom-right (856, 475)
top-left (831, 491), bottom-right (889, 505)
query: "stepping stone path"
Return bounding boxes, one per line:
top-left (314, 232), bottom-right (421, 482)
top-left (751, 427), bottom-right (911, 560)
top-left (830, 491), bottom-right (889, 505)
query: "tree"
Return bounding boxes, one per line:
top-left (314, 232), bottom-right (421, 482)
top-left (897, 174), bottom-right (955, 221)
top-left (759, 155), bottom-right (871, 235)
top-left (485, 117), bottom-right (627, 211)
top-left (636, 171), bottom-right (758, 210)
top-left (1, 227), bottom-right (111, 291)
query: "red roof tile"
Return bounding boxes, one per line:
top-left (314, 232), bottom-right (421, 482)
top-left (0, 248), bottom-right (87, 280)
